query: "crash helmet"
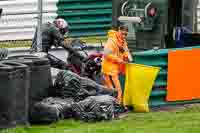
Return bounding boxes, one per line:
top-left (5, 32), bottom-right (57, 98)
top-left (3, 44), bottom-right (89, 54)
top-left (54, 18), bottom-right (69, 35)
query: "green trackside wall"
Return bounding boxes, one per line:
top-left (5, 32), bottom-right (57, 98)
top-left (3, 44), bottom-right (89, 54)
top-left (57, 0), bottom-right (112, 37)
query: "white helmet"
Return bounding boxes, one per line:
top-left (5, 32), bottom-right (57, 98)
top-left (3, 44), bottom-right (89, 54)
top-left (54, 18), bottom-right (69, 35)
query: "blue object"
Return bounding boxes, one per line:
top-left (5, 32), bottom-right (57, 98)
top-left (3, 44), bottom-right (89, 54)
top-left (175, 26), bottom-right (192, 48)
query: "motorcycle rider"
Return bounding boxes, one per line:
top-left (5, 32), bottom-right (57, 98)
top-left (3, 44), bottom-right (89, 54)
top-left (31, 17), bottom-right (85, 61)
top-left (31, 17), bottom-right (68, 52)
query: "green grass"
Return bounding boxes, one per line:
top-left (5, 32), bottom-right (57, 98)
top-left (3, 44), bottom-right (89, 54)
top-left (0, 41), bottom-right (32, 48)
top-left (2, 105), bottom-right (200, 133)
top-left (0, 36), bottom-right (107, 48)
top-left (80, 36), bottom-right (107, 44)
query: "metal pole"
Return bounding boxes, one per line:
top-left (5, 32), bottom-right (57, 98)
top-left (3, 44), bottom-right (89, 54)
top-left (193, 0), bottom-right (198, 32)
top-left (112, 0), bottom-right (120, 29)
top-left (0, 8), bottom-right (2, 18)
top-left (37, 0), bottom-right (43, 52)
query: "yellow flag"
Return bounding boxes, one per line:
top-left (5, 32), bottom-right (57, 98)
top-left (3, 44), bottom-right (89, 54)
top-left (123, 63), bottom-right (160, 112)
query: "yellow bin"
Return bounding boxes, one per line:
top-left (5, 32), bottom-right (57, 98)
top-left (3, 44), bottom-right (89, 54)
top-left (123, 63), bottom-right (160, 112)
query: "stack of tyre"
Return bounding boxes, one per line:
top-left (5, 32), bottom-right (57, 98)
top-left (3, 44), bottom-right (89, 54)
top-left (0, 54), bottom-right (53, 128)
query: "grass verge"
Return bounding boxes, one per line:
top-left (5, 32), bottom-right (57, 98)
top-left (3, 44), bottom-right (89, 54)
top-left (0, 36), bottom-right (107, 48)
top-left (1, 105), bottom-right (200, 133)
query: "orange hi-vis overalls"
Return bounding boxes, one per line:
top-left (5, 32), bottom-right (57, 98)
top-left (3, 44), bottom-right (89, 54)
top-left (101, 30), bottom-right (130, 102)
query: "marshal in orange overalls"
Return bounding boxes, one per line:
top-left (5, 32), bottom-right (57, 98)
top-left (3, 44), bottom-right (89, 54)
top-left (101, 30), bottom-right (131, 103)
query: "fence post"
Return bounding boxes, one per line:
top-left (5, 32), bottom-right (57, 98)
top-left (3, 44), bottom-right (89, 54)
top-left (0, 8), bottom-right (2, 18)
top-left (193, 0), bottom-right (198, 32)
top-left (37, 0), bottom-right (43, 52)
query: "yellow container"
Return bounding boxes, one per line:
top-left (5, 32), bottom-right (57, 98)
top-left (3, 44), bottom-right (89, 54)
top-left (123, 63), bottom-right (160, 112)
